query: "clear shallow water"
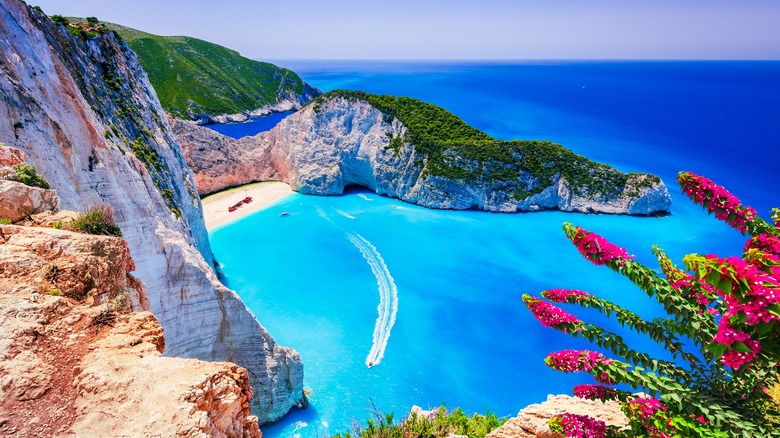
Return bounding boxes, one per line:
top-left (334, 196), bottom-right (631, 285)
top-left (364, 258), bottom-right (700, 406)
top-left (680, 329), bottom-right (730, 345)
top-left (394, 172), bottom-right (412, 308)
top-left (209, 61), bottom-right (780, 437)
top-left (205, 110), bottom-right (295, 138)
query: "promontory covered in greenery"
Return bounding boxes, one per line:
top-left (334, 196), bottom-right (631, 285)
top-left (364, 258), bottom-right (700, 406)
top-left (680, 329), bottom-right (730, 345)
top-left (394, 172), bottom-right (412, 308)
top-left (174, 90), bottom-right (672, 215)
top-left (107, 22), bottom-right (320, 121)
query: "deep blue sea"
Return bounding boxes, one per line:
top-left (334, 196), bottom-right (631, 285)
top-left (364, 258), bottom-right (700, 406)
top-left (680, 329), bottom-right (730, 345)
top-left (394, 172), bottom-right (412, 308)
top-left (206, 110), bottom-right (295, 138)
top-left (208, 61), bottom-right (780, 437)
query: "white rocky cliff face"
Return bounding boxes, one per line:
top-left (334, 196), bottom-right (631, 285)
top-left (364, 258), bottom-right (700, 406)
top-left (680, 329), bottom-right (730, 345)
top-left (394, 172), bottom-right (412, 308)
top-left (0, 0), bottom-right (302, 423)
top-left (175, 96), bottom-right (672, 215)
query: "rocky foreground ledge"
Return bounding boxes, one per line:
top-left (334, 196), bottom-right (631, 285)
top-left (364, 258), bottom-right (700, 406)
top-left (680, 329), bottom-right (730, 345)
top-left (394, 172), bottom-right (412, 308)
top-left (173, 93), bottom-right (671, 216)
top-left (0, 150), bottom-right (260, 437)
top-left (486, 394), bottom-right (628, 438)
top-left (0, 219), bottom-right (261, 437)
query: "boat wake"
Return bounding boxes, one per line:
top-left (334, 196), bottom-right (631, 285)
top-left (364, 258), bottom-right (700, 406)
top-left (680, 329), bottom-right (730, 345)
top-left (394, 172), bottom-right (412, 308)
top-left (334, 208), bottom-right (356, 219)
top-left (357, 193), bottom-right (374, 202)
top-left (346, 233), bottom-right (399, 368)
top-left (317, 206), bottom-right (398, 367)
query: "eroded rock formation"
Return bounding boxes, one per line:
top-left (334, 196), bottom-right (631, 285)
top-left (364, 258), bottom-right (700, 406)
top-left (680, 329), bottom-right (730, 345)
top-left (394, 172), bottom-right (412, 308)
top-left (486, 394), bottom-right (628, 438)
top-left (174, 96), bottom-right (672, 215)
top-left (0, 1), bottom-right (302, 422)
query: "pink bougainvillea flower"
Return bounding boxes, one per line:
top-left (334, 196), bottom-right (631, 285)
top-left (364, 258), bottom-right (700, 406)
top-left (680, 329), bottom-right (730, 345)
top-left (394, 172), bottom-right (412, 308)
top-left (545, 350), bottom-right (617, 384)
top-left (541, 288), bottom-right (593, 303)
top-left (678, 172), bottom-right (757, 233)
top-left (549, 413), bottom-right (607, 438)
top-left (573, 384), bottom-right (618, 401)
top-left (523, 296), bottom-right (581, 333)
top-left (566, 225), bottom-right (634, 266)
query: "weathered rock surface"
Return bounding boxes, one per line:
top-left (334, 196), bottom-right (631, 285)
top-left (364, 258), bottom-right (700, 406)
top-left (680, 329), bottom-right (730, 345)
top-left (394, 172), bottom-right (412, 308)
top-left (486, 394), bottom-right (628, 438)
top-left (0, 179), bottom-right (58, 222)
top-left (0, 218), bottom-right (260, 437)
top-left (0, 143), bottom-right (26, 166)
top-left (0, 0), bottom-right (302, 422)
top-left (202, 85), bottom-right (321, 125)
top-left (170, 117), bottom-right (282, 195)
top-left (174, 96), bottom-right (671, 215)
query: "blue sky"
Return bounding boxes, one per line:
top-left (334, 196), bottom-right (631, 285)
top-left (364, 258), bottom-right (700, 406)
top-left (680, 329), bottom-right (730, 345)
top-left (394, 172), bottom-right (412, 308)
top-left (30, 0), bottom-right (780, 60)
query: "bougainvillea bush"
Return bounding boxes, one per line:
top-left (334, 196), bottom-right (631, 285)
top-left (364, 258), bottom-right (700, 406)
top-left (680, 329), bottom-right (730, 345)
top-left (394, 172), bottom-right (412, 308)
top-left (523, 171), bottom-right (780, 437)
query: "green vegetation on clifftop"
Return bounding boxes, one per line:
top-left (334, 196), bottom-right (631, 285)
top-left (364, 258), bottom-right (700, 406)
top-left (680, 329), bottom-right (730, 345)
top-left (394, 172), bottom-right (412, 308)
top-left (313, 90), bottom-right (660, 199)
top-left (334, 405), bottom-right (506, 438)
top-left (109, 23), bottom-right (310, 118)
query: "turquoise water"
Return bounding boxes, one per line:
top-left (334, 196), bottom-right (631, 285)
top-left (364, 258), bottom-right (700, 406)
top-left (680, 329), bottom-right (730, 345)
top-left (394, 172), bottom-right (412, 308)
top-left (209, 61), bottom-right (779, 437)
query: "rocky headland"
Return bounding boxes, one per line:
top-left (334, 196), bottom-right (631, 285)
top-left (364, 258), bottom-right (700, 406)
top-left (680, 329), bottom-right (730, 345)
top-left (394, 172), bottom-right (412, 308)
top-left (0, 0), bottom-right (302, 424)
top-left (173, 92), bottom-right (672, 215)
top-left (107, 22), bottom-right (321, 124)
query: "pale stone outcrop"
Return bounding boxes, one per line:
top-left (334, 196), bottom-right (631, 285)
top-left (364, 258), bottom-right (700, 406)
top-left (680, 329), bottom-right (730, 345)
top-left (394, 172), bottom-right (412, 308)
top-left (0, 0), bottom-right (302, 422)
top-left (0, 179), bottom-right (58, 222)
top-left (0, 218), bottom-right (260, 437)
top-left (174, 97), bottom-right (671, 215)
top-left (0, 143), bottom-right (26, 166)
top-left (486, 394), bottom-right (628, 438)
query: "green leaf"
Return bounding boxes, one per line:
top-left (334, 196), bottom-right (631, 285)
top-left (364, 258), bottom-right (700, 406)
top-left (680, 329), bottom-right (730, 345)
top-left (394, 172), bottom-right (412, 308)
top-left (706, 342), bottom-right (728, 358)
top-left (706, 270), bottom-right (721, 285)
top-left (731, 341), bottom-right (752, 353)
top-left (716, 278), bottom-right (733, 295)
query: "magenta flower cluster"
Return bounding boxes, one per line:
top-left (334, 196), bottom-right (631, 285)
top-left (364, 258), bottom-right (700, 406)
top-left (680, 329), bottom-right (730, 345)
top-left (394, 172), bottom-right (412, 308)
top-left (695, 254), bottom-right (778, 369)
top-left (549, 413), bottom-right (607, 438)
top-left (524, 296), bottom-right (581, 332)
top-left (678, 171), bottom-right (758, 233)
top-left (657, 254), bottom-right (714, 307)
top-left (568, 226), bottom-right (634, 266)
top-left (746, 233), bottom-right (780, 258)
top-left (573, 384), bottom-right (617, 401)
top-left (713, 321), bottom-right (761, 369)
top-left (542, 288), bottom-right (593, 303)
top-left (626, 398), bottom-right (674, 438)
top-left (626, 397), bottom-right (667, 419)
top-left (717, 256), bottom-right (779, 324)
top-left (545, 350), bottom-right (616, 384)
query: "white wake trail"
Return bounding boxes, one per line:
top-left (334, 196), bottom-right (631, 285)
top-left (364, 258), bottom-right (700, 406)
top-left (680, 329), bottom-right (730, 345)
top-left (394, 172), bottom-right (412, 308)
top-left (334, 208), bottom-right (356, 219)
top-left (357, 193), bottom-right (374, 202)
top-left (346, 233), bottom-right (399, 367)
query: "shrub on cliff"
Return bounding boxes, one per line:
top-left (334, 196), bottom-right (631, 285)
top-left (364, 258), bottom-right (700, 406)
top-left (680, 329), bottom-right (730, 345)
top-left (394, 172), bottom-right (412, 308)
top-left (69, 204), bottom-right (122, 237)
top-left (334, 405), bottom-right (505, 438)
top-left (12, 163), bottom-right (50, 189)
top-left (523, 171), bottom-right (780, 437)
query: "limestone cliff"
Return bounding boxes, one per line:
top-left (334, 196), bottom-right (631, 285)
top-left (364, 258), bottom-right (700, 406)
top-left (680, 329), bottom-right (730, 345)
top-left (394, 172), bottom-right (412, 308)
top-left (0, 1), bottom-right (302, 422)
top-left (174, 95), bottom-right (671, 215)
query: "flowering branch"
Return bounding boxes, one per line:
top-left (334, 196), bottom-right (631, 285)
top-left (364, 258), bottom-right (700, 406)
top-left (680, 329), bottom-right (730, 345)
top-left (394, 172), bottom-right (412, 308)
top-left (523, 172), bottom-right (780, 436)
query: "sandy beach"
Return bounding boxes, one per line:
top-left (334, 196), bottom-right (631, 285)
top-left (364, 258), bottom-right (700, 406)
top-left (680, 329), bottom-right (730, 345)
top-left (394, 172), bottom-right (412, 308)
top-left (201, 181), bottom-right (294, 230)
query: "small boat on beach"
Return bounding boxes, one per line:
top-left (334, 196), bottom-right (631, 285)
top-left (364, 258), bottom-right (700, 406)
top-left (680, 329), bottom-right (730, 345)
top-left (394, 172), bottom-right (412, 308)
top-left (244, 196), bottom-right (253, 203)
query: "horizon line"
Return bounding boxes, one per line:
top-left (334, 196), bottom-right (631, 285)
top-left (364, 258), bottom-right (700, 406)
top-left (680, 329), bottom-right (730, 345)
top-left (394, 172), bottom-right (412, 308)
top-left (262, 58), bottom-right (780, 62)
